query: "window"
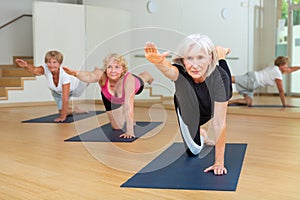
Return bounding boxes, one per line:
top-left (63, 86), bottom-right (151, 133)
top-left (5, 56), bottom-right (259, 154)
top-left (281, 0), bottom-right (300, 25)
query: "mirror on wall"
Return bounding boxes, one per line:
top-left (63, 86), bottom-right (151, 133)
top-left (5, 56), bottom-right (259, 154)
top-left (32, 0), bottom-right (295, 105)
top-left (286, 0), bottom-right (300, 94)
top-left (83, 0), bottom-right (250, 100)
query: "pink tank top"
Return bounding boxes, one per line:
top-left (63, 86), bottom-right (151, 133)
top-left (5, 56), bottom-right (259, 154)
top-left (101, 72), bottom-right (141, 104)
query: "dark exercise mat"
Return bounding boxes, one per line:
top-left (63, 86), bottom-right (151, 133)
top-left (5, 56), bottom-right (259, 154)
top-left (22, 111), bottom-right (105, 123)
top-left (64, 121), bottom-right (163, 142)
top-left (121, 143), bottom-right (247, 191)
top-left (229, 104), bottom-right (297, 108)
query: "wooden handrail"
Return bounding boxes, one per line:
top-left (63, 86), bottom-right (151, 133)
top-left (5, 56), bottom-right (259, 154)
top-left (134, 54), bottom-right (239, 60)
top-left (0, 14), bottom-right (32, 30)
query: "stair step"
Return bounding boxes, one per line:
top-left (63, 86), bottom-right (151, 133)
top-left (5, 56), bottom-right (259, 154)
top-left (0, 56), bottom-right (34, 101)
top-left (144, 86), bottom-right (163, 99)
top-left (0, 87), bottom-right (7, 97)
top-left (0, 64), bottom-right (16, 69)
top-left (0, 77), bottom-right (22, 87)
top-left (2, 68), bottom-right (34, 77)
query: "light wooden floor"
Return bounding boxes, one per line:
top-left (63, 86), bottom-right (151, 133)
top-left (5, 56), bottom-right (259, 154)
top-left (1, 97), bottom-right (300, 200)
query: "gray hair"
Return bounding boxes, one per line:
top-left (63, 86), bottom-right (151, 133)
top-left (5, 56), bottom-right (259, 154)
top-left (172, 34), bottom-right (218, 77)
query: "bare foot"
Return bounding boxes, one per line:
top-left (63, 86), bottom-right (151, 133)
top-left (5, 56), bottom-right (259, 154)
top-left (144, 71), bottom-right (154, 85)
top-left (148, 77), bottom-right (154, 85)
top-left (139, 71), bottom-right (154, 85)
top-left (215, 46), bottom-right (231, 60)
top-left (200, 128), bottom-right (215, 146)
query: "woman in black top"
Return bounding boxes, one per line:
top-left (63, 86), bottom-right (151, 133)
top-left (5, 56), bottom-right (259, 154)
top-left (144, 34), bottom-right (232, 175)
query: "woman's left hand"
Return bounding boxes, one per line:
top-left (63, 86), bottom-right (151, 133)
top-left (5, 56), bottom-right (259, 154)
top-left (119, 132), bottom-right (135, 139)
top-left (62, 66), bottom-right (77, 76)
top-left (204, 164), bottom-right (227, 175)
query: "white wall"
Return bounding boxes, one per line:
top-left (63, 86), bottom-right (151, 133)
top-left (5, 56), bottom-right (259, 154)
top-left (33, 2), bottom-right (85, 68)
top-left (83, 0), bottom-right (253, 95)
top-left (0, 0), bottom-right (33, 64)
top-left (84, 5), bottom-right (131, 99)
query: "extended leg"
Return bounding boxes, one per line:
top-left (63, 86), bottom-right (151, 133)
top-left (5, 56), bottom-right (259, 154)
top-left (175, 105), bottom-right (204, 156)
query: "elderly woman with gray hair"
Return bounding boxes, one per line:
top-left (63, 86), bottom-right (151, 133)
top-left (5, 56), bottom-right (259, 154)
top-left (144, 34), bottom-right (232, 175)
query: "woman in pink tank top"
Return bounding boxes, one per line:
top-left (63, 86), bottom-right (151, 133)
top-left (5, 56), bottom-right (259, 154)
top-left (64, 53), bottom-right (154, 138)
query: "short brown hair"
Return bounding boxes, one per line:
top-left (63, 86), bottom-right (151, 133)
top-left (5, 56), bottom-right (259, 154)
top-left (44, 50), bottom-right (64, 64)
top-left (274, 56), bottom-right (288, 67)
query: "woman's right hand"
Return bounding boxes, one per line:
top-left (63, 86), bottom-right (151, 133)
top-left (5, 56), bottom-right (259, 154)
top-left (15, 59), bottom-right (28, 68)
top-left (119, 132), bottom-right (135, 139)
top-left (144, 42), bottom-right (169, 65)
top-left (204, 164), bottom-right (227, 176)
top-left (62, 66), bottom-right (77, 77)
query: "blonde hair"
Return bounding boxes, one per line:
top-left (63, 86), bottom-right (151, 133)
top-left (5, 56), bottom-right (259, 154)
top-left (172, 34), bottom-right (217, 77)
top-left (102, 53), bottom-right (128, 76)
top-left (44, 50), bottom-right (63, 64)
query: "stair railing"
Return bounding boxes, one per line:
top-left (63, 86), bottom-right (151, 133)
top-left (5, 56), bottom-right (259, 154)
top-left (0, 14), bottom-right (32, 30)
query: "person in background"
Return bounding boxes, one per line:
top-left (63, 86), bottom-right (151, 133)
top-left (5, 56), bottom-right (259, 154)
top-left (229, 56), bottom-right (300, 107)
top-left (16, 50), bottom-right (88, 122)
top-left (63, 53), bottom-right (154, 139)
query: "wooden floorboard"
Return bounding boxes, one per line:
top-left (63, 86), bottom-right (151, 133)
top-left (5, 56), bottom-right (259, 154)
top-left (1, 98), bottom-right (300, 199)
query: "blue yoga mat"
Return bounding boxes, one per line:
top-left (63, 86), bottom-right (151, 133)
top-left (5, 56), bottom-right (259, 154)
top-left (22, 111), bottom-right (105, 123)
top-left (64, 121), bottom-right (163, 142)
top-left (121, 143), bottom-right (247, 191)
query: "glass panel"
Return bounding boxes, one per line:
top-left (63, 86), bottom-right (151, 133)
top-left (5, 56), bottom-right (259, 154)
top-left (290, 1), bottom-right (300, 94)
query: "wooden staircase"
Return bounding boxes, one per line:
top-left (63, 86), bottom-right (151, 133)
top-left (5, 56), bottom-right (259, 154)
top-left (0, 56), bottom-right (35, 100)
top-left (133, 86), bottom-right (174, 109)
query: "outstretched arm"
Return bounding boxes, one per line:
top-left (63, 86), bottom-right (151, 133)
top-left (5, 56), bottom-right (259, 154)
top-left (63, 66), bottom-right (104, 83)
top-left (284, 66), bottom-right (300, 74)
top-left (275, 78), bottom-right (286, 107)
top-left (15, 59), bottom-right (44, 75)
top-left (144, 42), bottom-right (179, 81)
